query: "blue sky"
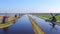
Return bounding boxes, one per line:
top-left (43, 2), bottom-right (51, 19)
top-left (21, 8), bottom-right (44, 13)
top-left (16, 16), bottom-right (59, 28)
top-left (0, 0), bottom-right (60, 13)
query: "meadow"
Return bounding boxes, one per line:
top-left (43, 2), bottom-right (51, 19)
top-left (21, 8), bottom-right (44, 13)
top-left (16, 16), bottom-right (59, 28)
top-left (32, 13), bottom-right (60, 21)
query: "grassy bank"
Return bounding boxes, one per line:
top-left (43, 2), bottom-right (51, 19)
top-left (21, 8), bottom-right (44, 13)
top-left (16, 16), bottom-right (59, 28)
top-left (32, 13), bottom-right (60, 25)
top-left (32, 13), bottom-right (60, 21)
top-left (28, 16), bottom-right (45, 34)
top-left (0, 18), bottom-right (17, 28)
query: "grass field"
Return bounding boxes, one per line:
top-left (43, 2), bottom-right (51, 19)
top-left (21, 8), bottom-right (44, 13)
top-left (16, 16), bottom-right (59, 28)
top-left (32, 13), bottom-right (60, 25)
top-left (32, 13), bottom-right (60, 21)
top-left (0, 17), bottom-right (18, 28)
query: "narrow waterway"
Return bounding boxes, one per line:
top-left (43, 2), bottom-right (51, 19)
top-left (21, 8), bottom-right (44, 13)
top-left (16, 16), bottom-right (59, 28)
top-left (31, 15), bottom-right (60, 34)
top-left (0, 15), bottom-right (34, 34)
top-left (0, 15), bottom-right (60, 34)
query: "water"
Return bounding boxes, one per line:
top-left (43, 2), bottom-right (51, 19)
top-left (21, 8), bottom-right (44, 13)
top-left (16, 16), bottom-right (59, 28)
top-left (0, 15), bottom-right (34, 34)
top-left (32, 16), bottom-right (60, 34)
top-left (0, 15), bottom-right (60, 34)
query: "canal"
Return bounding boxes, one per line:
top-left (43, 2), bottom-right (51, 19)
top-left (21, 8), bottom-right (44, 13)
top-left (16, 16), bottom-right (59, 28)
top-left (0, 15), bottom-right (34, 34)
top-left (0, 15), bottom-right (60, 34)
top-left (31, 15), bottom-right (60, 34)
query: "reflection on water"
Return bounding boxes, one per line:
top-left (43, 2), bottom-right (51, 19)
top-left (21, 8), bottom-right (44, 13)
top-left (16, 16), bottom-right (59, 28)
top-left (0, 15), bottom-right (34, 34)
top-left (1, 15), bottom-right (60, 34)
top-left (3, 27), bottom-right (8, 34)
top-left (0, 20), bottom-right (17, 34)
top-left (32, 16), bottom-right (60, 34)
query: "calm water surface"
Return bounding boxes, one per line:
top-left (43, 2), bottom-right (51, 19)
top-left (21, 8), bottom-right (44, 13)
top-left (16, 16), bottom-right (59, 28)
top-left (0, 15), bottom-right (60, 34)
top-left (32, 15), bottom-right (60, 34)
top-left (0, 15), bottom-right (34, 34)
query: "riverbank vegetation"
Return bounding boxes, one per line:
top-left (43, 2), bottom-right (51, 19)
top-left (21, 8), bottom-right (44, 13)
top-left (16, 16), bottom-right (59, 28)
top-left (32, 13), bottom-right (60, 21)
top-left (0, 17), bottom-right (18, 28)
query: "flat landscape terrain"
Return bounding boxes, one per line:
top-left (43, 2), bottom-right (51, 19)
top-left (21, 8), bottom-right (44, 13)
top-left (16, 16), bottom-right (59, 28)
top-left (32, 13), bottom-right (60, 21)
top-left (32, 13), bottom-right (60, 25)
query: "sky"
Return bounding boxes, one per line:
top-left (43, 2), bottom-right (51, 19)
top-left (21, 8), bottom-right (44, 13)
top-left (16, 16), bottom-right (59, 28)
top-left (0, 0), bottom-right (60, 13)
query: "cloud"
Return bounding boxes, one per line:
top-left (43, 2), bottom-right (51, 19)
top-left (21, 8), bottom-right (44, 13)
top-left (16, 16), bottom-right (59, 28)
top-left (0, 8), bottom-right (60, 13)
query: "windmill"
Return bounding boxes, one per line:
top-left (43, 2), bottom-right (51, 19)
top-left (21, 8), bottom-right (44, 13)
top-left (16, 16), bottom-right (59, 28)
top-left (45, 13), bottom-right (60, 27)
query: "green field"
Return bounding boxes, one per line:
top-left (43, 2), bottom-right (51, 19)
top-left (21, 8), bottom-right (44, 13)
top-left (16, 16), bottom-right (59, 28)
top-left (32, 13), bottom-right (60, 25)
top-left (0, 18), bottom-right (18, 28)
top-left (32, 13), bottom-right (60, 21)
